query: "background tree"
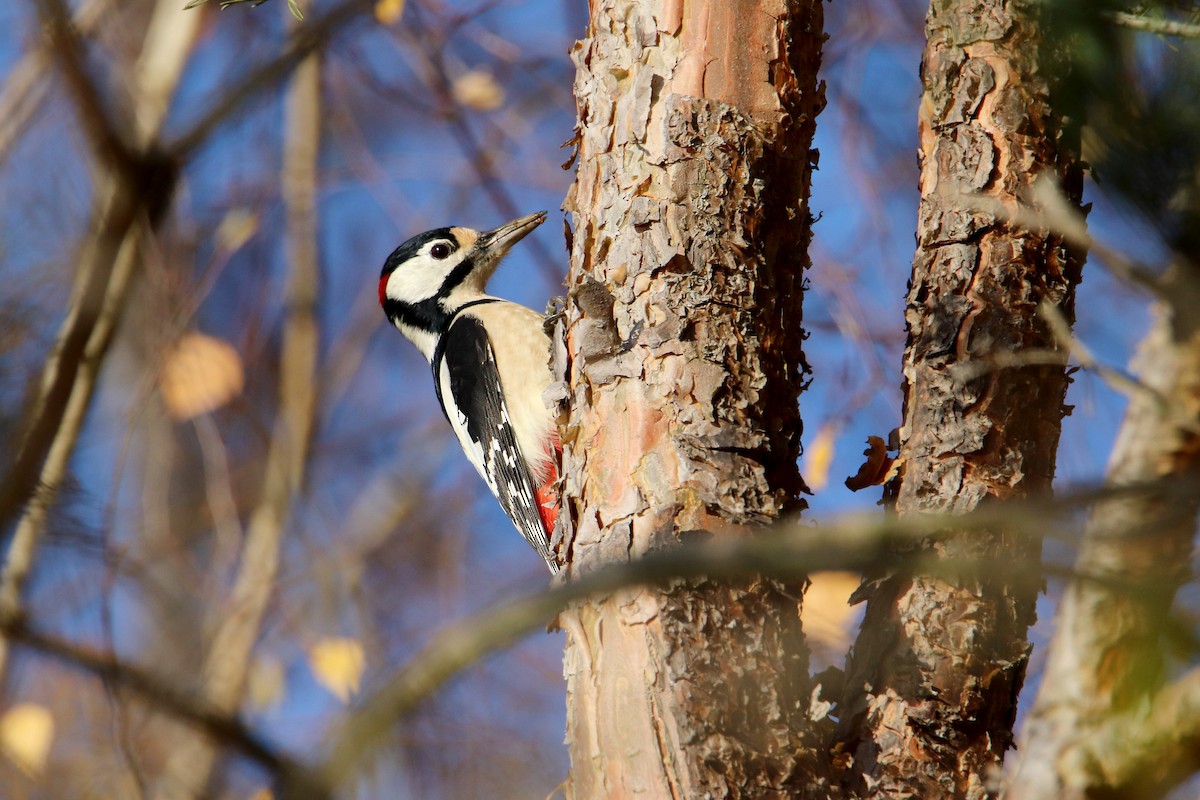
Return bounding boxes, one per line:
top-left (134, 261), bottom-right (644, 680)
top-left (0, 1), bottom-right (1198, 799)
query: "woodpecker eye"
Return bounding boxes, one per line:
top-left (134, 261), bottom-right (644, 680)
top-left (430, 242), bottom-right (452, 260)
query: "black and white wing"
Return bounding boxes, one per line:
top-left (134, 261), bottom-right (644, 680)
top-left (435, 315), bottom-right (557, 572)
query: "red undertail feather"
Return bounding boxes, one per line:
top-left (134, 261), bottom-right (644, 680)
top-left (535, 435), bottom-right (562, 535)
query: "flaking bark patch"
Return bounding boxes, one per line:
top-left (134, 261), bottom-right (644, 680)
top-left (835, 0), bottom-right (1085, 796)
top-left (558, 1), bottom-right (826, 797)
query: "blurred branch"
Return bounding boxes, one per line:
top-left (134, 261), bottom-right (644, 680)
top-left (1009, 302), bottom-right (1200, 799)
top-left (1037, 300), bottom-right (1167, 407)
top-left (0, 0), bottom-right (111, 164)
top-left (6, 478), bottom-right (1194, 799)
top-left (185, 0), bottom-right (306, 19)
top-left (1107, 10), bottom-right (1200, 38)
top-left (312, 478), bottom-right (1199, 792)
top-left (0, 199), bottom-right (144, 677)
top-left (153, 18), bottom-right (323, 798)
top-left (0, 616), bottom-right (310, 787)
top-left (396, 11), bottom-right (565, 284)
top-left (166, 0), bottom-right (367, 160)
top-left (32, 0), bottom-right (139, 177)
top-left (0, 0), bottom-right (200, 682)
top-left (960, 179), bottom-right (1169, 302)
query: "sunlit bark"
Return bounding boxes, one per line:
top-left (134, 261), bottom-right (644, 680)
top-left (835, 0), bottom-right (1084, 795)
top-left (558, 1), bottom-right (826, 795)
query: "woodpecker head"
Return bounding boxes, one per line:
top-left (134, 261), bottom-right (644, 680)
top-left (379, 211), bottom-right (547, 358)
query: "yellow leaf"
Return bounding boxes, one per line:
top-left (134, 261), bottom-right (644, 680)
top-left (215, 207), bottom-right (259, 254)
top-left (0, 703), bottom-right (54, 776)
top-left (160, 333), bottom-right (245, 421)
top-left (374, 0), bottom-right (405, 25)
top-left (452, 70), bottom-right (505, 111)
top-left (247, 655), bottom-right (286, 712)
top-left (801, 571), bottom-right (860, 651)
top-left (309, 637), bottom-right (365, 703)
top-left (247, 789), bottom-right (273, 800)
top-left (805, 424), bottom-right (837, 492)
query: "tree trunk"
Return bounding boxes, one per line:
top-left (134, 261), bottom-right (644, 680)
top-left (1008, 301), bottom-right (1200, 799)
top-left (557, 0), bottom-right (825, 796)
top-left (835, 0), bottom-right (1084, 796)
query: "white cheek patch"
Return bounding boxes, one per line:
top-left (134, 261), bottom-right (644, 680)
top-left (386, 255), bottom-right (454, 302)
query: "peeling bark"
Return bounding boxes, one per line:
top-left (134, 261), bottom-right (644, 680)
top-left (557, 1), bottom-right (825, 796)
top-left (835, 0), bottom-right (1084, 796)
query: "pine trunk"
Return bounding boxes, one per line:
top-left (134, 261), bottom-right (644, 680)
top-left (835, 0), bottom-right (1084, 796)
top-left (557, 1), bottom-right (825, 796)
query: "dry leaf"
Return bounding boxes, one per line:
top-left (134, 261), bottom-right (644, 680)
top-left (247, 789), bottom-right (273, 800)
top-left (801, 571), bottom-right (860, 651)
top-left (374, 0), bottom-right (405, 25)
top-left (215, 207), bottom-right (259, 254)
top-left (804, 424), bottom-right (837, 492)
top-left (309, 637), bottom-right (365, 703)
top-left (247, 655), bottom-right (286, 712)
top-left (452, 70), bottom-right (505, 111)
top-left (160, 333), bottom-right (245, 420)
top-left (844, 435), bottom-right (899, 491)
top-left (0, 703), bottom-right (54, 776)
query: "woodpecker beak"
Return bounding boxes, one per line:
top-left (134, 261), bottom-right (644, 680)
top-left (477, 211), bottom-right (547, 258)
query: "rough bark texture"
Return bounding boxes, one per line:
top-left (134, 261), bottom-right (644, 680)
top-left (835, 0), bottom-right (1083, 796)
top-left (1008, 303), bottom-right (1200, 800)
top-left (556, 1), bottom-right (825, 796)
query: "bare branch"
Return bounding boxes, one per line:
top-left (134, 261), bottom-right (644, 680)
top-left (32, 0), bottom-right (138, 176)
top-left (165, 0), bottom-right (367, 161)
top-left (0, 617), bottom-right (311, 786)
top-left (313, 478), bottom-right (1200, 792)
top-left (0, 0), bottom-right (112, 164)
top-left (153, 20), bottom-right (323, 797)
top-left (1107, 10), bottom-right (1200, 39)
top-left (0, 0), bottom-right (200, 683)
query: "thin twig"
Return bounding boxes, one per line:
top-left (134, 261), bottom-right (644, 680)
top-left (0, 617), bottom-right (310, 785)
top-left (1106, 10), bottom-right (1200, 39)
top-left (166, 0), bottom-right (367, 160)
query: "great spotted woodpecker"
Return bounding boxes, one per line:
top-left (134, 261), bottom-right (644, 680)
top-left (378, 211), bottom-right (560, 573)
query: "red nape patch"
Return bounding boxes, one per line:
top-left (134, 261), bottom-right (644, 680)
top-left (378, 275), bottom-right (388, 307)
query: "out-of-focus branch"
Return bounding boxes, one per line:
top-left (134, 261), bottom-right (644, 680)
top-left (0, 616), bottom-right (309, 787)
top-left (32, 0), bottom-right (142, 177)
top-left (963, 179), bottom-right (1169, 302)
top-left (166, 0), bottom-right (367, 160)
top-left (1107, 10), bottom-right (1200, 39)
top-left (1009, 301), bottom-right (1200, 799)
top-left (311, 478), bottom-right (1199, 793)
top-left (0, 0), bottom-right (111, 163)
top-left (392, 12), bottom-right (564, 283)
top-left (152, 18), bottom-right (322, 798)
top-left (313, 516), bottom-right (915, 792)
top-left (0, 0), bottom-right (200, 680)
top-left (0, 203), bottom-right (144, 678)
